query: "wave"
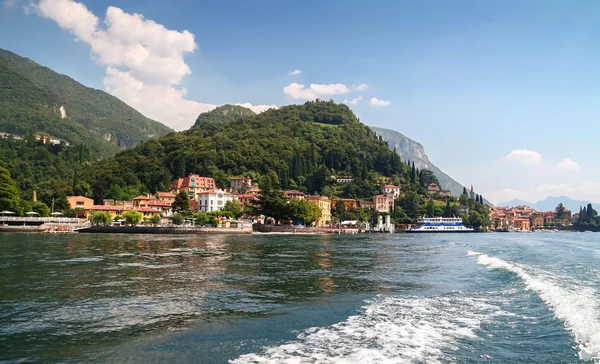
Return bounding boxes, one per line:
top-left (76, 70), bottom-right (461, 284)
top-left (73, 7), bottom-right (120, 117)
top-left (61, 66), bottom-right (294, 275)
top-left (470, 251), bottom-right (600, 362)
top-left (231, 293), bottom-right (505, 364)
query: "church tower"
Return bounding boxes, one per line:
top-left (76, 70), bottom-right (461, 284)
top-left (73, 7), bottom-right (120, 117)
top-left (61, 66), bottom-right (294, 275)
top-left (469, 185), bottom-right (475, 200)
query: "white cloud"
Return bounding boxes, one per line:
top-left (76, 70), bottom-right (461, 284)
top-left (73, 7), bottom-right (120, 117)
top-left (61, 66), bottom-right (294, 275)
top-left (29, 0), bottom-right (271, 130)
top-left (556, 158), bottom-right (581, 171)
top-left (343, 96), bottom-right (363, 105)
top-left (290, 69), bottom-right (301, 76)
top-left (503, 149), bottom-right (542, 164)
top-left (353, 84), bottom-right (368, 91)
top-left (283, 82), bottom-right (350, 100)
top-left (369, 97), bottom-right (390, 106)
top-left (3, 0), bottom-right (17, 8)
top-left (234, 103), bottom-right (277, 114)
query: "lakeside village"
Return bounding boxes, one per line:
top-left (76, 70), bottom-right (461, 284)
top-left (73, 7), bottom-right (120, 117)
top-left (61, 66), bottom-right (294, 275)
top-left (2, 168), bottom-right (597, 233)
top-left (1, 171), bottom-right (486, 233)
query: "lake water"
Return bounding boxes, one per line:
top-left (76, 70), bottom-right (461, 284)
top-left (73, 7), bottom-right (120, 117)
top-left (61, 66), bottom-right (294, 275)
top-left (1, 232), bottom-right (599, 363)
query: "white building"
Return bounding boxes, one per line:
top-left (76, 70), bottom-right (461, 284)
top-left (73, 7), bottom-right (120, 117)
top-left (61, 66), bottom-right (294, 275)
top-left (197, 189), bottom-right (237, 212)
top-left (381, 184), bottom-right (401, 198)
top-left (336, 176), bottom-right (354, 183)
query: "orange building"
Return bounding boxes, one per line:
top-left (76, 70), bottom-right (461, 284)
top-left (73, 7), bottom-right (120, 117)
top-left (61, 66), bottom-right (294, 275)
top-left (66, 196), bottom-right (94, 210)
top-left (331, 198), bottom-right (358, 211)
top-left (171, 174), bottom-right (216, 198)
top-left (514, 218), bottom-right (530, 231)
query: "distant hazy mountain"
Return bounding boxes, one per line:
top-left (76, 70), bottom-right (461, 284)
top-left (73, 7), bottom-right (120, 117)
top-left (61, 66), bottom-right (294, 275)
top-left (0, 48), bottom-right (172, 157)
top-left (370, 126), bottom-right (473, 198)
top-left (499, 196), bottom-right (594, 212)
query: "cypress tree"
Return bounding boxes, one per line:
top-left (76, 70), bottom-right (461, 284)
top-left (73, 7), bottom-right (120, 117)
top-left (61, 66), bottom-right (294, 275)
top-left (444, 198), bottom-right (451, 217)
top-left (410, 162), bottom-right (416, 184)
top-left (462, 187), bottom-right (468, 195)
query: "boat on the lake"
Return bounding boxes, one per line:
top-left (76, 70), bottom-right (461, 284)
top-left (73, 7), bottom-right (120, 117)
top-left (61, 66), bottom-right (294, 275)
top-left (407, 217), bottom-right (475, 233)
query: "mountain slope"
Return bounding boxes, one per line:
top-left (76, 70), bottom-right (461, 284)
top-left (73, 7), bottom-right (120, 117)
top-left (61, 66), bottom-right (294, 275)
top-left (370, 126), bottom-right (468, 196)
top-left (0, 48), bottom-right (172, 156)
top-left (499, 196), bottom-right (593, 212)
top-left (82, 100), bottom-right (413, 203)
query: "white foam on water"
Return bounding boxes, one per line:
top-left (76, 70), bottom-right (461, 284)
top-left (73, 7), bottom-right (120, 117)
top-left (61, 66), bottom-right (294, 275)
top-left (231, 294), bottom-right (504, 364)
top-left (472, 251), bottom-right (600, 362)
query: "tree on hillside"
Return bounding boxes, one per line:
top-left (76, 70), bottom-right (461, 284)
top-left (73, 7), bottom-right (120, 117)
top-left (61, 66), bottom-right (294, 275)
top-left (172, 191), bottom-right (191, 215)
top-left (426, 199), bottom-right (435, 217)
top-left (443, 198), bottom-right (452, 218)
top-left (420, 170), bottom-right (439, 187)
top-left (0, 165), bottom-right (20, 214)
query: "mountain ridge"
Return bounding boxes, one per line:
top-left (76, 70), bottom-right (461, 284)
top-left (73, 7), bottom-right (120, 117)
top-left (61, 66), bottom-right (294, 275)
top-left (499, 196), bottom-right (594, 212)
top-left (369, 126), bottom-right (476, 199)
top-left (0, 48), bottom-right (173, 157)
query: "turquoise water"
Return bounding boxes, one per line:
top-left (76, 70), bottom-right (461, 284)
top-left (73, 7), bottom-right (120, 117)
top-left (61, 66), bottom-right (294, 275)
top-left (0, 232), bottom-right (599, 363)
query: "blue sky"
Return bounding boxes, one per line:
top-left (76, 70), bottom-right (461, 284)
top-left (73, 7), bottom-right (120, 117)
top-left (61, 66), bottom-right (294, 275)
top-left (2, 0), bottom-right (600, 204)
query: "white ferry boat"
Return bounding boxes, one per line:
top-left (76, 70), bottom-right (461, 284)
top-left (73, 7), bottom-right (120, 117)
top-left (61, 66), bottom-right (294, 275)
top-left (407, 217), bottom-right (474, 233)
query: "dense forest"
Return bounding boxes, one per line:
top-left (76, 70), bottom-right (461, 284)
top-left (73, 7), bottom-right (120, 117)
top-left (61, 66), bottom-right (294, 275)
top-left (0, 48), bottom-right (172, 158)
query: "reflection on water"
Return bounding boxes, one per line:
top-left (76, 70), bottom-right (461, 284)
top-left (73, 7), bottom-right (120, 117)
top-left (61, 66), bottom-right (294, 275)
top-left (0, 233), bottom-right (434, 362)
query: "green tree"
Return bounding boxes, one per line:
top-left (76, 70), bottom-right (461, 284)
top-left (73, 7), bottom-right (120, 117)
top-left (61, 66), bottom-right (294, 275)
top-left (122, 210), bottom-right (143, 225)
top-left (426, 199), bottom-right (435, 217)
top-left (172, 212), bottom-right (185, 225)
top-left (193, 211), bottom-right (210, 226)
top-left (443, 198), bottom-right (451, 218)
top-left (92, 211), bottom-right (112, 225)
top-left (172, 191), bottom-right (191, 215)
top-left (221, 200), bottom-right (244, 219)
top-left (288, 198), bottom-right (321, 225)
top-left (150, 214), bottom-right (161, 226)
top-left (32, 202), bottom-right (50, 217)
top-left (254, 189), bottom-right (290, 224)
top-left (555, 203), bottom-right (567, 220)
top-left (0, 165), bottom-right (21, 214)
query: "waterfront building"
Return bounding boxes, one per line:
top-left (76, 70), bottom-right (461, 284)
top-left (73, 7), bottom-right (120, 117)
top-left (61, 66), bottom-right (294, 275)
top-left (229, 177), bottom-right (252, 193)
top-left (373, 194), bottom-right (394, 213)
top-left (305, 195), bottom-right (332, 226)
top-left (197, 189), bottom-right (236, 212)
top-left (66, 196), bottom-right (94, 210)
top-left (171, 174), bottom-right (216, 198)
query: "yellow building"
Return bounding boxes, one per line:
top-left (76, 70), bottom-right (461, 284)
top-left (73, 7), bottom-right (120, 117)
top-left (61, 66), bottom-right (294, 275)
top-left (305, 196), bottom-right (331, 227)
top-left (66, 196), bottom-right (94, 210)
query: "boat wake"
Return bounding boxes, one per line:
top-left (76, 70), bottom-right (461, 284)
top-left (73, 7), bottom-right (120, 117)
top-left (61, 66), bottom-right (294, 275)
top-left (469, 251), bottom-right (600, 362)
top-left (231, 293), bottom-right (507, 364)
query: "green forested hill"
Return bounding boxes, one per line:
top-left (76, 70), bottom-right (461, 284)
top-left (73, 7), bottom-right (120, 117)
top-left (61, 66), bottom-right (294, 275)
top-left (193, 105), bottom-right (256, 126)
top-left (0, 48), bottom-right (172, 157)
top-left (82, 100), bottom-right (414, 202)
